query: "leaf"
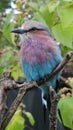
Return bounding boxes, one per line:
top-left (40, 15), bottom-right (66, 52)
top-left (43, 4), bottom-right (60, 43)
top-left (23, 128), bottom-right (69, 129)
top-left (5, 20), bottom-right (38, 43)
top-left (52, 23), bottom-right (73, 49)
top-left (57, 5), bottom-right (73, 27)
top-left (3, 12), bottom-right (15, 44)
top-left (33, 12), bottom-right (46, 24)
top-left (58, 96), bottom-right (73, 129)
top-left (0, 0), bottom-right (10, 12)
top-left (48, 1), bottom-right (60, 13)
top-left (39, 6), bottom-right (54, 28)
top-left (11, 62), bottom-right (24, 80)
top-left (28, 2), bottom-right (38, 11)
top-left (0, 50), bottom-right (13, 68)
top-left (25, 112), bottom-right (35, 126)
top-left (5, 109), bottom-right (25, 130)
top-left (3, 50), bottom-right (12, 61)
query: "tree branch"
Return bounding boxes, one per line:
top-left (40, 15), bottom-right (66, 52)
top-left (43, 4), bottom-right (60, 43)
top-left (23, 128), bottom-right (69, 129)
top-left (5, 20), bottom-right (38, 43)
top-left (37, 51), bottom-right (73, 86)
top-left (0, 87), bottom-right (26, 130)
top-left (0, 51), bottom-right (73, 130)
top-left (49, 86), bottom-right (60, 130)
top-left (0, 87), bottom-right (7, 124)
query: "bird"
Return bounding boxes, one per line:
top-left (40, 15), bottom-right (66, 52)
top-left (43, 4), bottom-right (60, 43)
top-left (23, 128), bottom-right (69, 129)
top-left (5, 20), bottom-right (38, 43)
top-left (11, 20), bottom-right (62, 109)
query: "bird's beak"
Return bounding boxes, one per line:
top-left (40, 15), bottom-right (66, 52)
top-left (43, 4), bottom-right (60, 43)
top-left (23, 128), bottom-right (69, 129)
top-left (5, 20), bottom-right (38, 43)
top-left (11, 28), bottom-right (25, 34)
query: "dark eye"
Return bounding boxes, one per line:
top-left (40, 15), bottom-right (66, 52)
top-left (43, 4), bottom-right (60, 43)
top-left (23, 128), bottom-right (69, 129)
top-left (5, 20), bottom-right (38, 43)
top-left (29, 27), bottom-right (39, 32)
top-left (31, 27), bottom-right (37, 31)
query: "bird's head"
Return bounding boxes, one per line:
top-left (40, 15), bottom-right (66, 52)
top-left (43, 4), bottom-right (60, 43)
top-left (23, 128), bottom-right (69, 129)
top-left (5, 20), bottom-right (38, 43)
top-left (11, 20), bottom-right (53, 41)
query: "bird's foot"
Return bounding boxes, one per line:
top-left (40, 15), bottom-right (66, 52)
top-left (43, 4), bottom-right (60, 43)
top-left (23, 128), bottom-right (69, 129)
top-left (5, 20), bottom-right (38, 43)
top-left (32, 81), bottom-right (38, 87)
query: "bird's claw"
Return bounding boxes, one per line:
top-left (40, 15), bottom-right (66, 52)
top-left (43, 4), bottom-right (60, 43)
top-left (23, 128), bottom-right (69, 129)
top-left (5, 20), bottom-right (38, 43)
top-left (32, 81), bottom-right (38, 87)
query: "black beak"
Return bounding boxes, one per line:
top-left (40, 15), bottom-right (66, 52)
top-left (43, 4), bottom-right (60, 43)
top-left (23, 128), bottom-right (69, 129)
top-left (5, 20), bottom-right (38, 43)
top-left (11, 28), bottom-right (25, 34)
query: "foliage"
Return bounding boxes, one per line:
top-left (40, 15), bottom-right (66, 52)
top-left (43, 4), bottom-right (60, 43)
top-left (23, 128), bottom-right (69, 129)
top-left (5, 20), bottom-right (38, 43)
top-left (0, 0), bottom-right (10, 12)
top-left (58, 96), bottom-right (73, 129)
top-left (58, 77), bottom-right (73, 129)
top-left (28, 0), bottom-right (73, 52)
top-left (0, 0), bottom-right (73, 80)
top-left (5, 104), bottom-right (35, 130)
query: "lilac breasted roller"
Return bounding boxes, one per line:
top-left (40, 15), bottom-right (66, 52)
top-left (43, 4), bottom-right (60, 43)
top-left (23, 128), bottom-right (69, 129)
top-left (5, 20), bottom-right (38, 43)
top-left (11, 20), bottom-right (62, 108)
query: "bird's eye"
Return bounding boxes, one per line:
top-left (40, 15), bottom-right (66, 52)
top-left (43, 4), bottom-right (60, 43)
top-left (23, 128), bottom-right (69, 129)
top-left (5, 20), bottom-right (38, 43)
top-left (31, 27), bottom-right (37, 31)
top-left (28, 27), bottom-right (39, 32)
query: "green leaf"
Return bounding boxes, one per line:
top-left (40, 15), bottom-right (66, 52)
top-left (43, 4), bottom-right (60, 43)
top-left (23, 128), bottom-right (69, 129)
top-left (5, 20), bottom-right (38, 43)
top-left (28, 2), bottom-right (38, 11)
top-left (48, 1), bottom-right (60, 13)
top-left (5, 109), bottom-right (25, 130)
top-left (0, 50), bottom-right (13, 68)
top-left (0, 0), bottom-right (10, 12)
top-left (58, 96), bottom-right (73, 129)
top-left (33, 12), bottom-right (46, 24)
top-left (3, 12), bottom-right (14, 44)
top-left (39, 6), bottom-right (54, 28)
top-left (25, 112), bottom-right (35, 126)
top-left (52, 23), bottom-right (73, 48)
top-left (11, 63), bottom-right (24, 80)
top-left (3, 51), bottom-right (12, 61)
top-left (57, 6), bottom-right (73, 27)
top-left (61, 45), bottom-right (73, 56)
